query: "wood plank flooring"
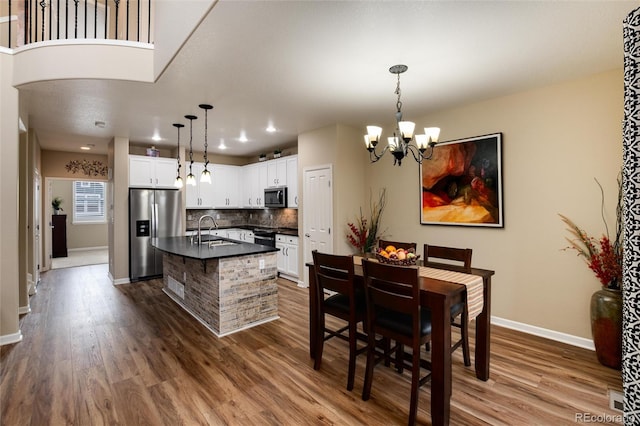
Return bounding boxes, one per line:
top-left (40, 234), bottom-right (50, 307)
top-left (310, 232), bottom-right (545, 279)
top-left (1, 264), bottom-right (623, 425)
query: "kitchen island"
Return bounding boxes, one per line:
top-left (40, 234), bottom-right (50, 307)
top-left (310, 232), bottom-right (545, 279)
top-left (152, 236), bottom-right (279, 337)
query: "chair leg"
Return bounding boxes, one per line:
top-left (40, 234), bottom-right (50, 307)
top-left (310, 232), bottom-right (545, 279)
top-left (362, 333), bottom-right (377, 401)
top-left (347, 321), bottom-right (357, 391)
top-left (383, 338), bottom-right (391, 367)
top-left (314, 317), bottom-right (324, 370)
top-left (461, 308), bottom-right (471, 367)
top-left (396, 343), bottom-right (404, 373)
top-left (407, 345), bottom-right (421, 426)
top-left (424, 341), bottom-right (430, 352)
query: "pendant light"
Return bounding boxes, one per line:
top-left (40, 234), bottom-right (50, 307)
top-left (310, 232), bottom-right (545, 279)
top-left (173, 123), bottom-right (185, 188)
top-left (185, 114), bottom-right (198, 186)
top-left (199, 103), bottom-right (213, 184)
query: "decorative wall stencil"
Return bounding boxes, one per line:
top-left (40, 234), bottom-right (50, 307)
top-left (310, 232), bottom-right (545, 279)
top-left (623, 7), bottom-right (640, 422)
top-left (65, 160), bottom-right (108, 177)
top-left (419, 133), bottom-right (503, 227)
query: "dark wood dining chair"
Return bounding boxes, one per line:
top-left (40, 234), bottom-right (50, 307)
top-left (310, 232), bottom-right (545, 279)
top-left (312, 250), bottom-right (367, 391)
top-left (378, 239), bottom-right (417, 252)
top-left (361, 260), bottom-right (432, 426)
top-left (423, 244), bottom-right (473, 367)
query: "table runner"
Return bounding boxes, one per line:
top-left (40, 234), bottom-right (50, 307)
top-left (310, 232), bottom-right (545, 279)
top-left (353, 256), bottom-right (484, 322)
top-left (418, 266), bottom-right (484, 321)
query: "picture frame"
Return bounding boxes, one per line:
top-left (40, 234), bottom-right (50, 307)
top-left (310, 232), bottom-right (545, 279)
top-left (419, 132), bottom-right (503, 227)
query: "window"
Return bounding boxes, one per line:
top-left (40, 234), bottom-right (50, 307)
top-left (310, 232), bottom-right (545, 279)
top-left (73, 181), bottom-right (106, 223)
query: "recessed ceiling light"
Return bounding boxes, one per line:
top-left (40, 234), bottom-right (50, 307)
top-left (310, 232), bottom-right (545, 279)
top-left (239, 132), bottom-right (248, 143)
top-left (218, 139), bottom-right (227, 150)
top-left (94, 121), bottom-right (106, 128)
top-left (266, 125), bottom-right (276, 133)
top-left (152, 134), bottom-right (161, 141)
top-left (80, 146), bottom-right (91, 150)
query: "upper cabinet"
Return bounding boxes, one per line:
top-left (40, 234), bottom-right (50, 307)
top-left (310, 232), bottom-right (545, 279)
top-left (185, 162), bottom-right (215, 208)
top-left (212, 164), bottom-right (241, 208)
top-left (266, 158), bottom-right (287, 188)
top-left (242, 162), bottom-right (267, 208)
top-left (129, 155), bottom-right (177, 188)
top-left (286, 156), bottom-right (298, 208)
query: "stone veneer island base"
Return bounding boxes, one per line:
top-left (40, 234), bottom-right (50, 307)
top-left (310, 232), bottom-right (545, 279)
top-left (160, 247), bottom-right (279, 337)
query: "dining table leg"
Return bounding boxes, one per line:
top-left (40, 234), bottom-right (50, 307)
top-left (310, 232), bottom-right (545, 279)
top-left (429, 292), bottom-right (452, 426)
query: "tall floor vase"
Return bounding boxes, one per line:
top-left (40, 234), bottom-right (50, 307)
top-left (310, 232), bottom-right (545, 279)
top-left (590, 288), bottom-right (622, 370)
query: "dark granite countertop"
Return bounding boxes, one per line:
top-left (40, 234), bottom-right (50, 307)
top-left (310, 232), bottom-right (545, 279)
top-left (152, 236), bottom-right (279, 260)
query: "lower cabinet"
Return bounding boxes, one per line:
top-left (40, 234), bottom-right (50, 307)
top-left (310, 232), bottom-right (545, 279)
top-left (52, 214), bottom-right (68, 258)
top-left (227, 229), bottom-right (254, 243)
top-left (276, 234), bottom-right (298, 280)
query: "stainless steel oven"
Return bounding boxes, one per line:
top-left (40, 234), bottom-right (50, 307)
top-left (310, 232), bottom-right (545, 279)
top-left (253, 229), bottom-right (276, 247)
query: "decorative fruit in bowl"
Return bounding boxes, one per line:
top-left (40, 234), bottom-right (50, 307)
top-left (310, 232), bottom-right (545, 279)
top-left (375, 247), bottom-right (420, 265)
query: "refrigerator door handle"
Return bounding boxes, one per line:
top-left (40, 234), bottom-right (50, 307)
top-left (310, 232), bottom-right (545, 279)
top-left (153, 203), bottom-right (158, 237)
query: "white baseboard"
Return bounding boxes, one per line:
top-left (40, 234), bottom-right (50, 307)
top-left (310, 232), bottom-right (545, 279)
top-left (18, 305), bottom-right (31, 315)
top-left (68, 245), bottom-right (108, 252)
top-left (491, 316), bottom-right (595, 350)
top-left (0, 330), bottom-right (23, 346)
top-left (109, 272), bottom-right (130, 285)
top-left (296, 279), bottom-right (307, 288)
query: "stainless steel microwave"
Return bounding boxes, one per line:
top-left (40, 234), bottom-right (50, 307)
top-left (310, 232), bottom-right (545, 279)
top-left (264, 187), bottom-right (287, 208)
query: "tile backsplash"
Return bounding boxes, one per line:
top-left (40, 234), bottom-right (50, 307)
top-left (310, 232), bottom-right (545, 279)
top-left (186, 208), bottom-right (298, 230)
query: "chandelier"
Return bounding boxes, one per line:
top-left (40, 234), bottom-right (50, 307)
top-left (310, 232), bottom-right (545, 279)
top-left (364, 64), bottom-right (440, 166)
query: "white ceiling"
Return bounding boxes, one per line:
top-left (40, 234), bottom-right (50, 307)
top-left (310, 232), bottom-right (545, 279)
top-left (20, 1), bottom-right (637, 157)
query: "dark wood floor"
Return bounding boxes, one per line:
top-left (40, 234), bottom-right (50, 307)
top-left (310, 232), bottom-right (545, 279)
top-left (1, 264), bottom-right (622, 425)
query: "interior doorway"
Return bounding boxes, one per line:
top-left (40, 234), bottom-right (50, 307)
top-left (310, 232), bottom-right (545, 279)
top-left (44, 177), bottom-right (109, 270)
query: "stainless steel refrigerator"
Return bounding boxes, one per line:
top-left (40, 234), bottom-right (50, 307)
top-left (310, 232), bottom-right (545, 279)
top-left (129, 188), bottom-right (182, 281)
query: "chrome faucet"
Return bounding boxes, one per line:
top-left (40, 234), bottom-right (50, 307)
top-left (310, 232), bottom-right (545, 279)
top-left (197, 215), bottom-right (218, 245)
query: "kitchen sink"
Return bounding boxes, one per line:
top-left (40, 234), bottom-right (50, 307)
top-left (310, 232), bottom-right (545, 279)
top-left (206, 240), bottom-right (237, 247)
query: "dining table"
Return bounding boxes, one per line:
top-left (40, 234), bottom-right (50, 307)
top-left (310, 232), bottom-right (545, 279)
top-left (306, 256), bottom-right (495, 426)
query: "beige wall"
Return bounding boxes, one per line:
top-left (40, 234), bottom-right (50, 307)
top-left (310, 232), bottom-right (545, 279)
top-left (0, 50), bottom-right (21, 342)
top-left (50, 180), bottom-right (108, 249)
top-left (108, 137), bottom-right (131, 282)
top-left (363, 69), bottom-right (623, 340)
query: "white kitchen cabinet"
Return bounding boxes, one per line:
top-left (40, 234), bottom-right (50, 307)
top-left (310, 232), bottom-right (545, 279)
top-left (227, 228), bottom-right (255, 243)
top-left (286, 156), bottom-right (298, 208)
top-left (212, 164), bottom-right (241, 208)
top-left (276, 234), bottom-right (299, 280)
top-left (129, 155), bottom-right (178, 188)
top-left (267, 158), bottom-right (287, 188)
top-left (242, 163), bottom-right (267, 208)
top-left (185, 162), bottom-right (215, 208)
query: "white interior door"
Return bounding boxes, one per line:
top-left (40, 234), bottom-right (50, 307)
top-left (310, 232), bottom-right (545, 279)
top-left (302, 164), bottom-right (333, 287)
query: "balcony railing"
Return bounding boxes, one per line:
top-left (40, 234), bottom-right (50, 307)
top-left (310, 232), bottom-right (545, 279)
top-left (1, 0), bottom-right (153, 49)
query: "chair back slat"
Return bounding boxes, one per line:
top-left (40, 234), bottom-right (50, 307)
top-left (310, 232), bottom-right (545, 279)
top-left (362, 260), bottom-right (421, 331)
top-left (312, 250), bottom-right (355, 297)
top-left (423, 244), bottom-right (472, 272)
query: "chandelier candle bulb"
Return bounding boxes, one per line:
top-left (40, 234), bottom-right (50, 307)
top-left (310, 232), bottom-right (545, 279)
top-left (398, 121), bottom-right (415, 141)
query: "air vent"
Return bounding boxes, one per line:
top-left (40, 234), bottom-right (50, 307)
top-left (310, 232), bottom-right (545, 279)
top-left (168, 275), bottom-right (185, 299)
top-left (610, 389), bottom-right (623, 412)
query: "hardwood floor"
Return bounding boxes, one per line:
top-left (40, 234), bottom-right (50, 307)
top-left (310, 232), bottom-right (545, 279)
top-left (1, 264), bottom-right (622, 425)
